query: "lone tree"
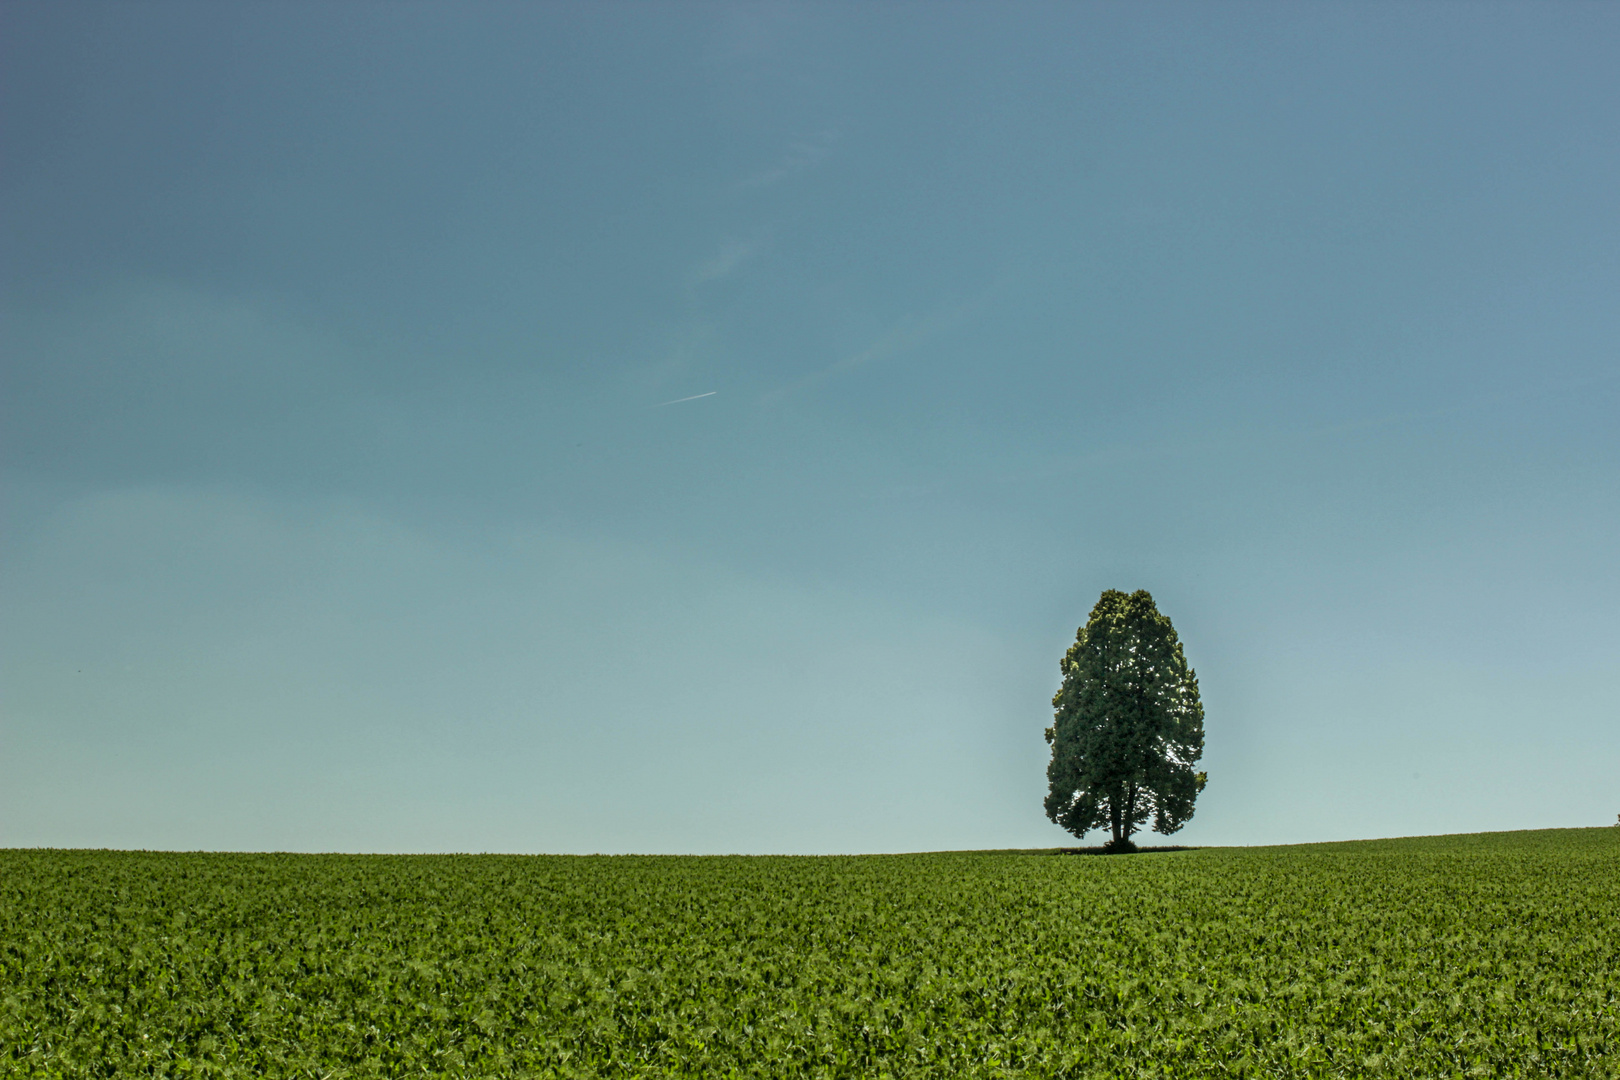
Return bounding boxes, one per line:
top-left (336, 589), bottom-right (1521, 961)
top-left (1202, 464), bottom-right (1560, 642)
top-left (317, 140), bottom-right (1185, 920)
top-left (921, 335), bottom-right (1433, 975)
top-left (1045, 589), bottom-right (1207, 852)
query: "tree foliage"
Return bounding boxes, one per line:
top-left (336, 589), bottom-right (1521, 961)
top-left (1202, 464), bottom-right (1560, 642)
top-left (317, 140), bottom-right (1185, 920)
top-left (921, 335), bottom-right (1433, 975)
top-left (1045, 589), bottom-right (1207, 849)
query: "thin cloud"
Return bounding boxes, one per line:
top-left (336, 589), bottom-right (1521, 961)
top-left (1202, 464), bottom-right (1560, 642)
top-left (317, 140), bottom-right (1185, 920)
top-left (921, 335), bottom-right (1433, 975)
top-left (653, 391), bottom-right (718, 408)
top-left (689, 238), bottom-right (760, 286)
top-left (759, 286), bottom-right (998, 406)
top-left (738, 129), bottom-right (840, 190)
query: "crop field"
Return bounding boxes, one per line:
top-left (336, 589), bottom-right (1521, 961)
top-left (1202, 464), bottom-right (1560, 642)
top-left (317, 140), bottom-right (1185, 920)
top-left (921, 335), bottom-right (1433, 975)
top-left (2, 829), bottom-right (1616, 1078)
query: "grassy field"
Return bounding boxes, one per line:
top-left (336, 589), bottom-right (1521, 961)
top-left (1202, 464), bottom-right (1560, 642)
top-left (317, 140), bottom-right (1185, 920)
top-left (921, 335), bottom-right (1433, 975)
top-left (2, 829), bottom-right (1616, 1078)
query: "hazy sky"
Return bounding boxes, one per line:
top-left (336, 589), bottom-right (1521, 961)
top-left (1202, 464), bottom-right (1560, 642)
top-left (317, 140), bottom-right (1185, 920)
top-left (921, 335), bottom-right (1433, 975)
top-left (4, 2), bottom-right (1617, 853)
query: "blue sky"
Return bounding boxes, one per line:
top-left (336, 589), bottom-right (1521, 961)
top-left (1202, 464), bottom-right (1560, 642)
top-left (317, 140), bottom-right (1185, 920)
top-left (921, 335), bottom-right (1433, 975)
top-left (3, 2), bottom-right (1617, 853)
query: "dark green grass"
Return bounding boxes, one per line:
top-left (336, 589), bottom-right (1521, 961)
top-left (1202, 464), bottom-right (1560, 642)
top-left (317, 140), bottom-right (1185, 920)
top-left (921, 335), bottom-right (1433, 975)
top-left (3, 829), bottom-right (1617, 1078)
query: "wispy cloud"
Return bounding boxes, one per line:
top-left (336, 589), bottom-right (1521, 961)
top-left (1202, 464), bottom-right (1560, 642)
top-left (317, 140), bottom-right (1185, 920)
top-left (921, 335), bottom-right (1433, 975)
top-left (738, 129), bottom-right (840, 190)
top-left (689, 237), bottom-right (762, 286)
top-left (653, 391), bottom-right (717, 408)
top-left (759, 287), bottom-right (998, 406)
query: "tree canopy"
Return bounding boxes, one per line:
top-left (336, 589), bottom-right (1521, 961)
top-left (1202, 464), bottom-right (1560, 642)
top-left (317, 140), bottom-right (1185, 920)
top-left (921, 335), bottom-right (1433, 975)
top-left (1044, 589), bottom-right (1207, 851)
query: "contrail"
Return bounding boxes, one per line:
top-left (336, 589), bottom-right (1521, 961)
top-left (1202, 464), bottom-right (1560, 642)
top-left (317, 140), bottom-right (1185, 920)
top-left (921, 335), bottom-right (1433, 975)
top-left (653, 391), bottom-right (717, 407)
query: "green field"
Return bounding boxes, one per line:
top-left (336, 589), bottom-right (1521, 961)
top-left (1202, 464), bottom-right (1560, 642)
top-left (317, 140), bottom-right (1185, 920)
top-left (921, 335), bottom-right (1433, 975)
top-left (3, 829), bottom-right (1616, 1078)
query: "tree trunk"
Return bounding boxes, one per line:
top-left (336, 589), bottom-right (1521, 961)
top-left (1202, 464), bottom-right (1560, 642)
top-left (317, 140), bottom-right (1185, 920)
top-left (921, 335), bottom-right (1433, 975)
top-left (1110, 800), bottom-right (1122, 845)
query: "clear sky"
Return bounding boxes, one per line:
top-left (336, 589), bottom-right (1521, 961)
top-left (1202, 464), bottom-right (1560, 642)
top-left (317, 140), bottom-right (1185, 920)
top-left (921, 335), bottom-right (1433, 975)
top-left (3, 2), bottom-right (1617, 853)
